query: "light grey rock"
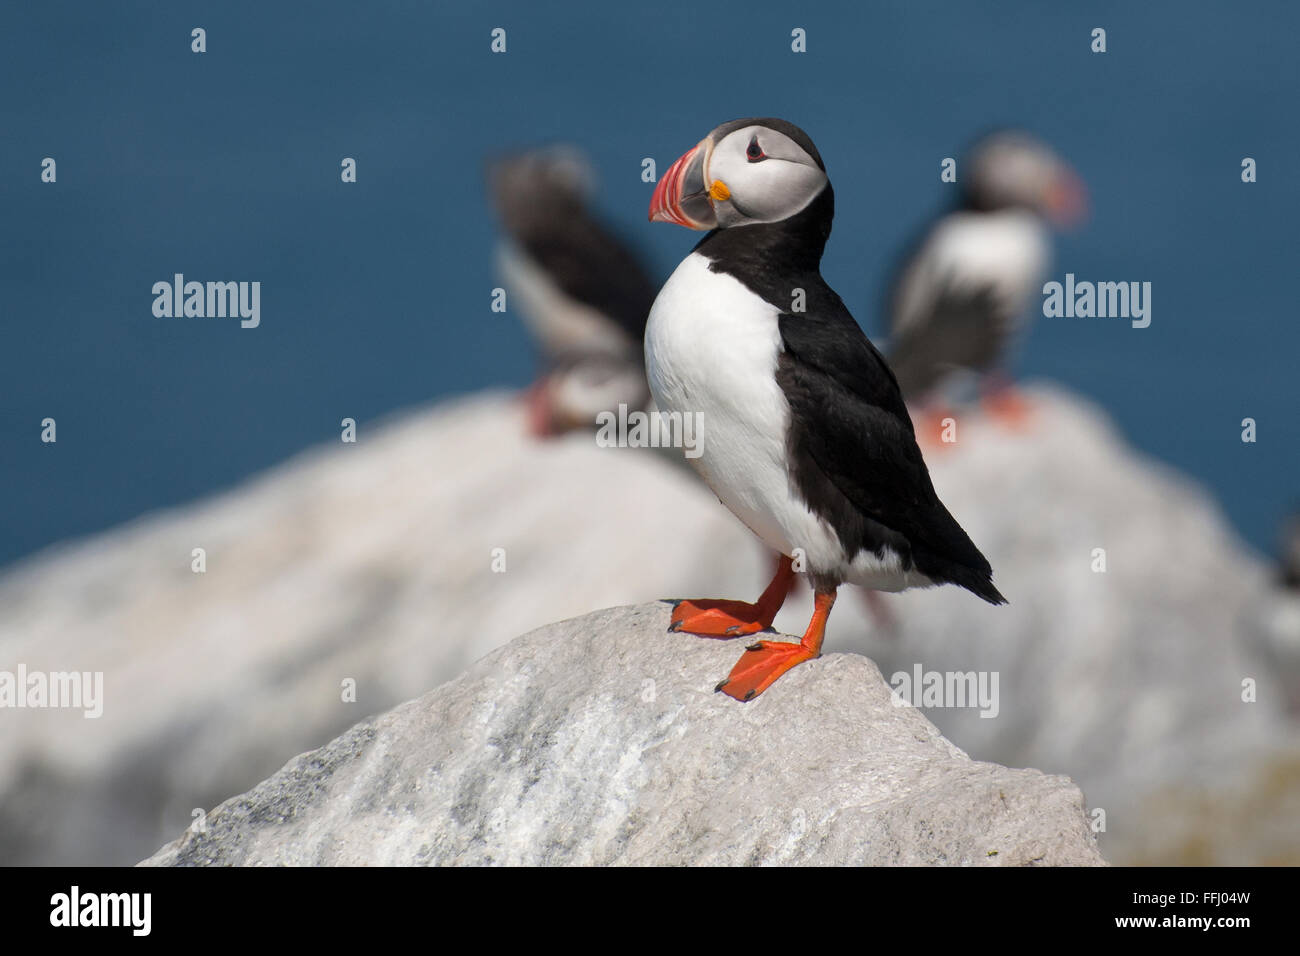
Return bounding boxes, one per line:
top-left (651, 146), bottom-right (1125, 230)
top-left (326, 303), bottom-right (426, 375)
top-left (0, 392), bottom-right (767, 866)
top-left (142, 603), bottom-right (1104, 867)
top-left (4, 384), bottom-right (1295, 866)
top-left (830, 389), bottom-right (1297, 864)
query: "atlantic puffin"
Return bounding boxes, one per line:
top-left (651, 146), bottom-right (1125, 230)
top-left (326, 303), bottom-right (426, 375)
top-left (489, 147), bottom-right (657, 435)
top-left (645, 118), bottom-right (1006, 701)
top-left (885, 131), bottom-right (1086, 419)
top-left (1247, 510), bottom-right (1300, 715)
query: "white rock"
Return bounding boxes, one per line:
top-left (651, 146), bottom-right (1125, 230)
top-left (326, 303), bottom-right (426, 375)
top-left (837, 389), bottom-right (1296, 864)
top-left (3, 385), bottom-right (1294, 865)
top-left (141, 603), bottom-right (1104, 867)
top-left (0, 393), bottom-right (764, 865)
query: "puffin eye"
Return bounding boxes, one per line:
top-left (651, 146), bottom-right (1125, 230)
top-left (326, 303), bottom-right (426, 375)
top-left (746, 136), bottom-right (766, 162)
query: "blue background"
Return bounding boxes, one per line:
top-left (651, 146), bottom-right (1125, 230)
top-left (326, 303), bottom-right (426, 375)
top-left (2, 0), bottom-right (1296, 568)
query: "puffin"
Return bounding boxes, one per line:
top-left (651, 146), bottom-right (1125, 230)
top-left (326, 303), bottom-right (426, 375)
top-left (645, 118), bottom-right (1005, 701)
top-left (488, 146), bottom-right (658, 435)
top-left (1247, 511), bottom-right (1300, 715)
top-left (885, 130), bottom-right (1086, 419)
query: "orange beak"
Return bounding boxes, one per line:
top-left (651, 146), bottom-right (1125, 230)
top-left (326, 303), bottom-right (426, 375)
top-left (1045, 169), bottom-right (1089, 228)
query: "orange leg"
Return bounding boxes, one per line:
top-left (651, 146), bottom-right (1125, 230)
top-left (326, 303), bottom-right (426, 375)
top-left (717, 589), bottom-right (837, 701)
top-left (669, 554), bottom-right (795, 638)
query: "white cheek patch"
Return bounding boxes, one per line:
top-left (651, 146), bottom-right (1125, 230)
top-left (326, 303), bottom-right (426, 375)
top-left (734, 162), bottom-right (827, 222)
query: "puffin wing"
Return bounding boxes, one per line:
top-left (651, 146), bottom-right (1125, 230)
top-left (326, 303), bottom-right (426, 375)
top-left (886, 221), bottom-right (947, 340)
top-left (776, 296), bottom-right (1005, 604)
top-left (516, 219), bottom-right (659, 345)
top-left (887, 279), bottom-right (1013, 398)
top-left (886, 212), bottom-right (1044, 398)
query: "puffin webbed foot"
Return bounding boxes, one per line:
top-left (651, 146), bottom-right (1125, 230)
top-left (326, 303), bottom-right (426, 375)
top-left (715, 640), bottom-right (817, 701)
top-left (981, 382), bottom-right (1033, 428)
top-left (668, 599), bottom-right (775, 638)
top-left (668, 553), bottom-right (796, 638)
top-left (714, 589), bottom-right (837, 702)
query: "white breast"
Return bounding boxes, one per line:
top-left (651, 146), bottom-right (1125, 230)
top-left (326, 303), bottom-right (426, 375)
top-left (644, 254), bottom-right (860, 580)
top-left (894, 209), bottom-right (1050, 336)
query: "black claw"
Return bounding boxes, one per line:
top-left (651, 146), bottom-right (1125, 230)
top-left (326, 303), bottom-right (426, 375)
top-left (714, 680), bottom-right (728, 693)
top-left (667, 621), bottom-right (681, 633)
top-left (746, 642), bottom-right (763, 652)
top-left (743, 690), bottom-right (757, 702)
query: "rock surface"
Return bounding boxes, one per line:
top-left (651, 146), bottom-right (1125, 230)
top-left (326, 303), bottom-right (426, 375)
top-left (3, 385), bottom-right (1295, 865)
top-left (849, 391), bottom-right (1299, 865)
top-left (142, 603), bottom-right (1104, 867)
top-left (0, 392), bottom-right (769, 866)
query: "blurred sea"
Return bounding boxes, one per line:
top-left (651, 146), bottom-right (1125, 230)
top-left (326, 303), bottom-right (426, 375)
top-left (2, 0), bottom-right (1296, 568)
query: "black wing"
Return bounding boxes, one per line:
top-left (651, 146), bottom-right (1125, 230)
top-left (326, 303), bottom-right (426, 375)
top-left (489, 152), bottom-right (657, 343)
top-left (516, 220), bottom-right (658, 343)
top-left (776, 290), bottom-right (1005, 604)
top-left (887, 280), bottom-right (1014, 399)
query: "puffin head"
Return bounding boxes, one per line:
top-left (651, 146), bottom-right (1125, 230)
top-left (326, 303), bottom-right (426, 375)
top-left (488, 144), bottom-right (595, 231)
top-left (966, 130), bottom-right (1087, 228)
top-left (649, 118), bottom-right (829, 231)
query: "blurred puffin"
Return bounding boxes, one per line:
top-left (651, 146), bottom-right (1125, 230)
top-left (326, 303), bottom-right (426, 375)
top-left (645, 118), bottom-right (1005, 701)
top-left (886, 131), bottom-right (1086, 426)
top-left (1248, 511), bottom-right (1300, 715)
top-left (488, 147), bottom-right (657, 436)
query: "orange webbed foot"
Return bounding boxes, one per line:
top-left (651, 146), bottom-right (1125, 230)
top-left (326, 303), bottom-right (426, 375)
top-left (668, 553), bottom-right (796, 639)
top-left (715, 640), bottom-right (817, 701)
top-left (981, 383), bottom-right (1033, 429)
top-left (714, 589), bottom-right (836, 702)
top-left (669, 599), bottom-right (773, 638)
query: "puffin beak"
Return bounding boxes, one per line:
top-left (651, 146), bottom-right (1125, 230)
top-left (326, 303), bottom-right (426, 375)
top-left (1045, 169), bottom-right (1088, 228)
top-left (649, 138), bottom-right (718, 230)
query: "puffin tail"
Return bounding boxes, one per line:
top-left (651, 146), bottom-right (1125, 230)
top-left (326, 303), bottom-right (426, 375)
top-left (915, 529), bottom-right (1007, 606)
top-left (943, 561), bottom-right (1007, 606)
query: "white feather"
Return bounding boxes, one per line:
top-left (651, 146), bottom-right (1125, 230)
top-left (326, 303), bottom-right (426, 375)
top-left (893, 208), bottom-right (1050, 338)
